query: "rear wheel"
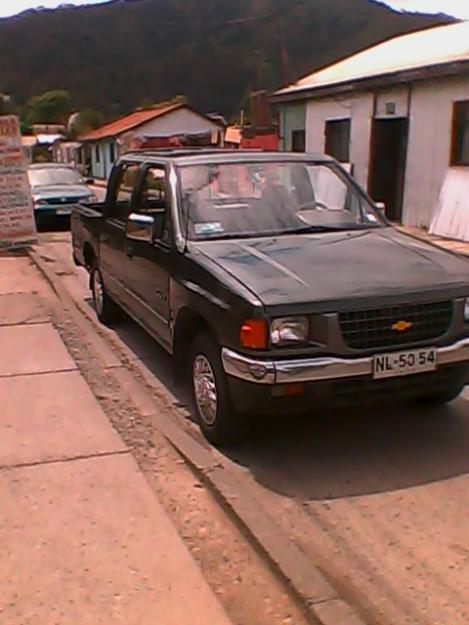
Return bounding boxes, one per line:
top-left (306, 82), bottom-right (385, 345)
top-left (91, 264), bottom-right (121, 325)
top-left (189, 334), bottom-right (248, 446)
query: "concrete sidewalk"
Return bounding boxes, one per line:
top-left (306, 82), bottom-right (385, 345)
top-left (0, 253), bottom-right (231, 625)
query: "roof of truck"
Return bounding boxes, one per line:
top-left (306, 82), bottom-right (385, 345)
top-left (119, 148), bottom-right (334, 166)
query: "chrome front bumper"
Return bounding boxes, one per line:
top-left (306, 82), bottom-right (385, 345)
top-left (221, 338), bottom-right (469, 385)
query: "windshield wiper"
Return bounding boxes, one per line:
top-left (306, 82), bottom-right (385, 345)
top-left (195, 224), bottom-right (380, 241)
top-left (199, 232), bottom-right (262, 241)
top-left (276, 224), bottom-right (381, 235)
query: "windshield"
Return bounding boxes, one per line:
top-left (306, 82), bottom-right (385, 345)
top-left (178, 161), bottom-right (384, 240)
top-left (28, 167), bottom-right (85, 188)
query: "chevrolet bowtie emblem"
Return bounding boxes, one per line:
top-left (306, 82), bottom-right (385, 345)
top-left (391, 320), bottom-right (413, 332)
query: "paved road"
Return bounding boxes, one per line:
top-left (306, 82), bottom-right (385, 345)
top-left (90, 184), bottom-right (106, 202)
top-left (35, 233), bottom-right (469, 625)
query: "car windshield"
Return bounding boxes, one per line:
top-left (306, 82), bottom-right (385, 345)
top-left (178, 161), bottom-right (384, 240)
top-left (28, 167), bottom-right (84, 188)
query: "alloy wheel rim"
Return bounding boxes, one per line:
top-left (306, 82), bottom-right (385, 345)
top-left (193, 355), bottom-right (218, 426)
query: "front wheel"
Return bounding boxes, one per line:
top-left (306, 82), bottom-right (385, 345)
top-left (90, 265), bottom-right (121, 326)
top-left (189, 334), bottom-right (248, 446)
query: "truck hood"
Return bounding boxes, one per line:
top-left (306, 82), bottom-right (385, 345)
top-left (32, 185), bottom-right (92, 200)
top-left (194, 228), bottom-right (469, 312)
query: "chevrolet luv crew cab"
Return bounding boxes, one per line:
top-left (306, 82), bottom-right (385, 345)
top-left (71, 150), bottom-right (469, 445)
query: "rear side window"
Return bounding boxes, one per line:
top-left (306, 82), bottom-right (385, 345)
top-left (110, 163), bottom-right (140, 222)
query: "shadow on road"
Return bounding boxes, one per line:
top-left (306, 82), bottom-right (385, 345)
top-left (103, 306), bottom-right (192, 407)
top-left (225, 400), bottom-right (469, 501)
top-left (92, 306), bottom-right (469, 503)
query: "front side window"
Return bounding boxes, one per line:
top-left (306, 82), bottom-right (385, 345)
top-left (178, 160), bottom-right (383, 241)
top-left (451, 101), bottom-right (469, 166)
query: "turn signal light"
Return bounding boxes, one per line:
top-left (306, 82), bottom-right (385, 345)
top-left (240, 319), bottom-right (267, 349)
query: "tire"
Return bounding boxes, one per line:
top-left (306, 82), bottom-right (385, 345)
top-left (418, 381), bottom-right (465, 405)
top-left (90, 264), bottom-right (121, 326)
top-left (189, 334), bottom-right (248, 446)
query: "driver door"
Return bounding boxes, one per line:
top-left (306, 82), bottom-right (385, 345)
top-left (124, 164), bottom-right (173, 351)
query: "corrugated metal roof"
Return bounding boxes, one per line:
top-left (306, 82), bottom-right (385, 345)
top-left (275, 21), bottom-right (469, 97)
top-left (79, 103), bottom-right (183, 141)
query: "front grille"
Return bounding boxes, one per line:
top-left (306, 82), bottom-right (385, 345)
top-left (339, 301), bottom-right (453, 351)
top-left (45, 197), bottom-right (81, 206)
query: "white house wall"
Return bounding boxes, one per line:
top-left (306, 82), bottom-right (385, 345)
top-left (279, 103), bottom-right (306, 150)
top-left (134, 108), bottom-right (221, 138)
top-left (305, 94), bottom-right (373, 188)
top-left (403, 76), bottom-right (469, 228)
top-left (375, 88), bottom-right (409, 118)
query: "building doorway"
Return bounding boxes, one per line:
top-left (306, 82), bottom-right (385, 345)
top-left (368, 118), bottom-right (408, 221)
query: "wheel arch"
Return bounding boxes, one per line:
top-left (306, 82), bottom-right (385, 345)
top-left (173, 307), bottom-right (217, 382)
top-left (83, 241), bottom-right (96, 270)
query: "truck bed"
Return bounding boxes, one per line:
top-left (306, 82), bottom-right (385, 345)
top-left (71, 202), bottom-right (105, 267)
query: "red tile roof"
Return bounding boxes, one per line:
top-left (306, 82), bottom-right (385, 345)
top-left (79, 103), bottom-right (183, 141)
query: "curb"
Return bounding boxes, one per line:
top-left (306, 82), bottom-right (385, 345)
top-left (29, 246), bottom-right (371, 625)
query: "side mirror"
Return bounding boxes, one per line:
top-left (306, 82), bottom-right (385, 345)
top-left (375, 201), bottom-right (386, 216)
top-left (126, 213), bottom-right (155, 243)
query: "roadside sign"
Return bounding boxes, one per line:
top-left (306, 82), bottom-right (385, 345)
top-left (0, 115), bottom-right (37, 249)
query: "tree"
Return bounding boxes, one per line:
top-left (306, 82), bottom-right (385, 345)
top-left (27, 89), bottom-right (72, 125)
top-left (80, 107), bottom-right (104, 129)
top-left (66, 107), bottom-right (104, 139)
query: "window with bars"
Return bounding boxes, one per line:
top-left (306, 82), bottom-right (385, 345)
top-left (291, 129), bottom-right (305, 152)
top-left (324, 119), bottom-right (351, 163)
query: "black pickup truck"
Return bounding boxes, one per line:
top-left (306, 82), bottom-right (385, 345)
top-left (72, 149), bottom-right (469, 445)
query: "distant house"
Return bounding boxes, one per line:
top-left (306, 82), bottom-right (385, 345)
top-left (22, 129), bottom-right (66, 163)
top-left (79, 102), bottom-right (225, 180)
top-left (52, 141), bottom-right (82, 169)
top-left (224, 92), bottom-right (279, 150)
top-left (224, 126), bottom-right (242, 148)
top-left (21, 136), bottom-right (37, 163)
top-left (272, 21), bottom-right (469, 238)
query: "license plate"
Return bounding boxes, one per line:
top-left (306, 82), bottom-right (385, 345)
top-left (56, 208), bottom-right (72, 215)
top-left (373, 348), bottom-right (437, 379)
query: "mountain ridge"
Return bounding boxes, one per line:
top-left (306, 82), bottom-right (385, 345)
top-left (0, 0), bottom-right (454, 117)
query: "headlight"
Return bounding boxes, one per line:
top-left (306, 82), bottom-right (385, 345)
top-left (33, 198), bottom-right (49, 207)
top-left (79, 194), bottom-right (97, 204)
top-left (270, 316), bottom-right (309, 346)
top-left (464, 298), bottom-right (469, 322)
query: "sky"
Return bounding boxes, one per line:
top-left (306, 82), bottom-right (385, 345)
top-left (0, 0), bottom-right (469, 20)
